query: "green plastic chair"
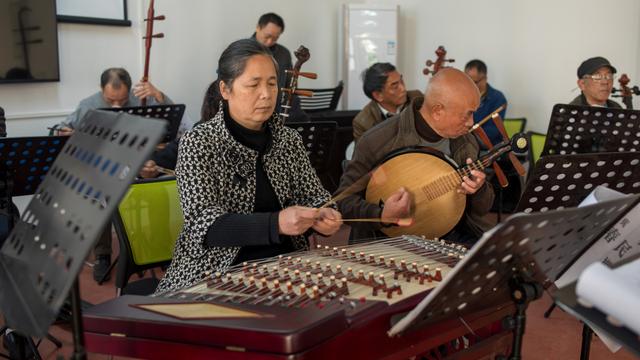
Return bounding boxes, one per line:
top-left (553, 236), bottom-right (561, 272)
top-left (503, 118), bottom-right (527, 138)
top-left (113, 177), bottom-right (182, 295)
top-left (527, 131), bottom-right (547, 165)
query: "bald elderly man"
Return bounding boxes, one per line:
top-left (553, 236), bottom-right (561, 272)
top-left (336, 68), bottom-right (495, 244)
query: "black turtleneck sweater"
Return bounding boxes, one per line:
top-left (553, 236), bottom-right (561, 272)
top-left (414, 105), bottom-right (441, 142)
top-left (204, 110), bottom-right (294, 263)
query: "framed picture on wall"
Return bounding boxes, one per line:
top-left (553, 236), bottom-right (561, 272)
top-left (56, 0), bottom-right (131, 26)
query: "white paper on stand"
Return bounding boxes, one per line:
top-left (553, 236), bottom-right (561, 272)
top-left (553, 186), bottom-right (640, 352)
top-left (576, 260), bottom-right (640, 335)
top-left (556, 186), bottom-right (640, 289)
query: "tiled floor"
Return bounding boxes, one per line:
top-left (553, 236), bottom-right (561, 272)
top-left (1, 227), bottom-right (637, 359)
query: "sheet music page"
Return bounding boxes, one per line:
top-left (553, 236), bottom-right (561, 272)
top-left (576, 260), bottom-right (640, 335)
top-left (555, 186), bottom-right (640, 352)
top-left (555, 186), bottom-right (640, 288)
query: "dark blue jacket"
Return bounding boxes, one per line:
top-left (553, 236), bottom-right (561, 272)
top-left (474, 84), bottom-right (507, 145)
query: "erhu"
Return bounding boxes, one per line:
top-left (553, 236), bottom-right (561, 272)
top-left (279, 46), bottom-right (317, 119)
top-left (140, 0), bottom-right (165, 106)
top-left (611, 73), bottom-right (640, 110)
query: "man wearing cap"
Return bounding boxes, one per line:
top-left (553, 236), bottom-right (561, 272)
top-left (570, 57), bottom-right (621, 108)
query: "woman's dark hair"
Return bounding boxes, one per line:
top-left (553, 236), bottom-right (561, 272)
top-left (208, 39), bottom-right (278, 115)
top-left (200, 81), bottom-right (218, 122)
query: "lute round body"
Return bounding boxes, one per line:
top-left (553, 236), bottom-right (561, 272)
top-left (365, 146), bottom-right (466, 238)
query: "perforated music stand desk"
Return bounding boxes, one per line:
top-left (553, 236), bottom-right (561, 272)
top-left (554, 254), bottom-right (640, 358)
top-left (516, 152), bottom-right (640, 213)
top-left (0, 109), bottom-right (165, 340)
top-left (389, 194), bottom-right (640, 358)
top-left (0, 136), bottom-right (68, 197)
top-left (100, 104), bottom-right (185, 143)
top-left (542, 104), bottom-right (640, 156)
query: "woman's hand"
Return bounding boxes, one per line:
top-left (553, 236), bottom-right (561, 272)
top-left (312, 208), bottom-right (342, 236)
top-left (278, 206), bottom-right (318, 235)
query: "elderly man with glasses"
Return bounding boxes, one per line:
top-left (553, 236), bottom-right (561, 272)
top-left (570, 56), bottom-right (622, 108)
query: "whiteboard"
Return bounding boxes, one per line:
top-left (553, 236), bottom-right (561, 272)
top-left (57, 0), bottom-right (129, 25)
top-left (342, 4), bottom-right (397, 110)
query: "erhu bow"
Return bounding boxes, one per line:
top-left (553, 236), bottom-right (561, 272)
top-left (140, 0), bottom-right (165, 106)
top-left (279, 46), bottom-right (317, 119)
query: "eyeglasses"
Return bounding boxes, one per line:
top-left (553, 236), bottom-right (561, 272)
top-left (582, 74), bottom-right (615, 82)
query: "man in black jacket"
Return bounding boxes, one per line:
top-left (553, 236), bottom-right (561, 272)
top-left (251, 13), bottom-right (309, 122)
top-left (569, 57), bottom-right (621, 108)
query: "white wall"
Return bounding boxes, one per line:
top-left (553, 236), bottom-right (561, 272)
top-left (2, 0), bottom-right (640, 136)
top-left (394, 0), bottom-right (640, 132)
top-left (1, 2), bottom-right (144, 136)
top-left (148, 0), bottom-right (359, 124)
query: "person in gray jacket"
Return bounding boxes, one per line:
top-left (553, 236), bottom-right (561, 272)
top-left (55, 67), bottom-right (172, 136)
top-left (55, 67), bottom-right (172, 282)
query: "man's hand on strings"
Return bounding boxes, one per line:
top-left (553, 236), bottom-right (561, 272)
top-left (381, 187), bottom-right (411, 221)
top-left (133, 80), bottom-right (164, 103)
top-left (458, 158), bottom-right (486, 195)
top-left (312, 208), bottom-right (342, 236)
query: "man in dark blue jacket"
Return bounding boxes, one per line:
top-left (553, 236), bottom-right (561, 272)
top-left (465, 60), bottom-right (507, 146)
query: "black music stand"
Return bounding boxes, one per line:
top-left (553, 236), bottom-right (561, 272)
top-left (516, 151), bottom-right (640, 214)
top-left (388, 193), bottom-right (640, 360)
top-left (286, 121), bottom-right (338, 191)
top-left (0, 109), bottom-right (165, 359)
top-left (554, 254), bottom-right (640, 358)
top-left (522, 104), bottom-right (640, 357)
top-left (95, 103), bottom-right (184, 285)
top-left (0, 136), bottom-right (68, 197)
top-left (0, 136), bottom-right (68, 357)
top-left (542, 104), bottom-right (640, 156)
top-left (514, 151), bottom-right (640, 358)
top-left (100, 104), bottom-right (185, 143)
